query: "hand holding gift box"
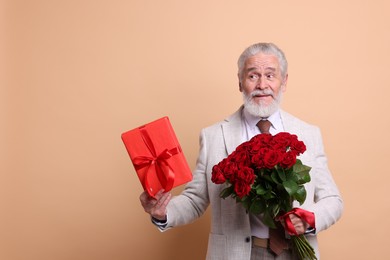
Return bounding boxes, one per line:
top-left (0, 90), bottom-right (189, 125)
top-left (121, 117), bottom-right (192, 198)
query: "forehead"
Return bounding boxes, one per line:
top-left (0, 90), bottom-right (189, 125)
top-left (244, 52), bottom-right (280, 71)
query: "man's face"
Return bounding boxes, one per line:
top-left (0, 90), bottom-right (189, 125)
top-left (239, 52), bottom-right (288, 117)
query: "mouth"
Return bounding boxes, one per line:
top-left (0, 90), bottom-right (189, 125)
top-left (251, 90), bottom-right (274, 99)
top-left (254, 94), bottom-right (271, 97)
top-left (252, 93), bottom-right (273, 100)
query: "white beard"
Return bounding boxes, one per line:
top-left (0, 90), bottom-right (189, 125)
top-left (243, 89), bottom-right (282, 118)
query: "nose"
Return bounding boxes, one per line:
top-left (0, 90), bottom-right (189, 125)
top-left (255, 76), bottom-right (268, 90)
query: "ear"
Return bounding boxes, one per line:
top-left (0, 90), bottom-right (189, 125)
top-left (238, 73), bottom-right (243, 92)
top-left (281, 73), bottom-right (288, 92)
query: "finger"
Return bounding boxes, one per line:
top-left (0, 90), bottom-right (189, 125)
top-left (289, 214), bottom-right (305, 234)
top-left (150, 193), bottom-right (171, 219)
top-left (154, 189), bottom-right (165, 199)
top-left (289, 214), bottom-right (300, 224)
top-left (140, 191), bottom-right (159, 212)
top-left (139, 191), bottom-right (150, 204)
top-left (160, 192), bottom-right (172, 208)
top-left (278, 218), bottom-right (286, 228)
top-left (155, 192), bottom-right (171, 209)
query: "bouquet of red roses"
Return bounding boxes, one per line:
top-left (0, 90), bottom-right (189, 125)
top-left (211, 132), bottom-right (317, 260)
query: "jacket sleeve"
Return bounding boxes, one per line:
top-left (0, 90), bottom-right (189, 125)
top-left (164, 129), bottom-right (211, 228)
top-left (305, 127), bottom-right (344, 233)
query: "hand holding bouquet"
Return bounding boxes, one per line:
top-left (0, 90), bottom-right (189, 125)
top-left (211, 132), bottom-right (317, 260)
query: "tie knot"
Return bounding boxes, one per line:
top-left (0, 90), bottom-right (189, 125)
top-left (257, 120), bottom-right (271, 134)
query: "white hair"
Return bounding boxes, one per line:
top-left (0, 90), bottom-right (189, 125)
top-left (237, 42), bottom-right (288, 80)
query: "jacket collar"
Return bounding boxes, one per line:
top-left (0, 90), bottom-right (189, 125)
top-left (221, 106), bottom-right (245, 155)
top-left (221, 107), bottom-right (298, 155)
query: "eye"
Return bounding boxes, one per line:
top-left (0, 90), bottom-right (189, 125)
top-left (266, 73), bottom-right (275, 80)
top-left (248, 74), bottom-right (259, 80)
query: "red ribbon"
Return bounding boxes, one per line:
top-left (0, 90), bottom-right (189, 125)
top-left (278, 208), bottom-right (316, 236)
top-left (132, 127), bottom-right (179, 197)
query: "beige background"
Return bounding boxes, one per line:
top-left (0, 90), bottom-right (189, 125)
top-left (2, 0), bottom-right (390, 259)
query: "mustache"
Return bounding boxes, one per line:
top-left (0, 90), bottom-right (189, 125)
top-left (250, 89), bottom-right (275, 98)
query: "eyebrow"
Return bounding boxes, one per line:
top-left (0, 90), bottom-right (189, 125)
top-left (246, 67), bottom-right (277, 73)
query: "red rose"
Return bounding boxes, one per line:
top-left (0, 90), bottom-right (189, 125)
top-left (236, 141), bottom-right (252, 152)
top-left (227, 150), bottom-right (238, 161)
top-left (223, 161), bottom-right (239, 182)
top-left (217, 157), bottom-right (228, 168)
top-left (263, 149), bottom-right (281, 169)
top-left (252, 134), bottom-right (273, 148)
top-left (271, 132), bottom-right (292, 151)
top-left (290, 139), bottom-right (306, 155)
top-left (280, 151), bottom-right (297, 169)
top-left (234, 180), bottom-right (252, 198)
top-left (233, 150), bottom-right (251, 167)
top-left (248, 144), bottom-right (261, 158)
top-left (235, 166), bottom-right (255, 184)
top-left (251, 153), bottom-right (263, 169)
top-left (251, 147), bottom-right (270, 168)
top-left (211, 165), bottom-right (226, 184)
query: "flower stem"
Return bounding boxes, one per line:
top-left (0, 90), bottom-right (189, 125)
top-left (291, 235), bottom-right (317, 260)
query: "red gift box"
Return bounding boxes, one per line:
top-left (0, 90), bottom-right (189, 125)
top-left (121, 117), bottom-right (192, 197)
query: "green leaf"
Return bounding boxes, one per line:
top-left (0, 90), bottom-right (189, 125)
top-left (219, 185), bottom-right (234, 199)
top-left (262, 173), bottom-right (273, 183)
top-left (296, 171), bottom-right (311, 185)
top-left (271, 203), bottom-right (281, 217)
top-left (283, 180), bottom-right (299, 196)
top-left (249, 200), bottom-right (263, 215)
top-left (295, 186), bottom-right (307, 205)
top-left (293, 160), bottom-right (311, 185)
top-left (262, 211), bottom-right (277, 229)
top-left (263, 190), bottom-right (276, 200)
top-left (293, 160), bottom-right (311, 174)
top-left (240, 198), bottom-right (250, 211)
top-left (255, 185), bottom-right (268, 195)
top-left (285, 168), bottom-right (295, 182)
top-left (276, 167), bottom-right (287, 182)
top-left (271, 171), bottom-right (281, 184)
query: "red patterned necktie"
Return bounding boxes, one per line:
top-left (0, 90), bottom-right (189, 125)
top-left (256, 119), bottom-right (271, 134)
top-left (256, 119), bottom-right (289, 255)
top-left (269, 223), bottom-right (289, 255)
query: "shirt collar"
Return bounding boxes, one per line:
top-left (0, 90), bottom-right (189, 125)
top-left (242, 107), bottom-right (283, 133)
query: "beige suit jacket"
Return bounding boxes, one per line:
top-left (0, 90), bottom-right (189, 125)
top-left (165, 107), bottom-right (343, 260)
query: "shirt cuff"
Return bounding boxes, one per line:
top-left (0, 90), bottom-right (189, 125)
top-left (151, 216), bottom-right (168, 229)
top-left (304, 226), bottom-right (316, 235)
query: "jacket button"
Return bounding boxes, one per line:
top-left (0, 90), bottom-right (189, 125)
top-left (245, 237), bottom-right (251, 243)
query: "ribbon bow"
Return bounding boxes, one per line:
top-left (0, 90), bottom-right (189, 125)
top-left (132, 127), bottom-right (179, 197)
top-left (278, 208), bottom-right (316, 236)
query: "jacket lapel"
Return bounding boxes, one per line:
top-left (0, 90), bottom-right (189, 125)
top-left (280, 110), bottom-right (298, 134)
top-left (221, 106), bottom-right (245, 155)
